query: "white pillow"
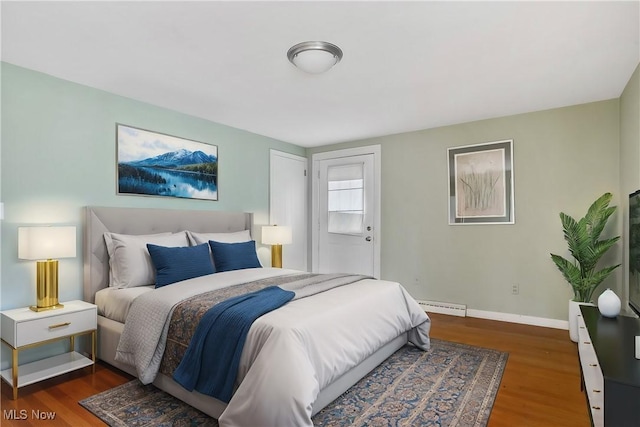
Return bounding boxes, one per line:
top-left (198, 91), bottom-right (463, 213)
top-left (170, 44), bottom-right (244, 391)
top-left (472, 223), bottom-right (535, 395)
top-left (104, 231), bottom-right (189, 288)
top-left (187, 229), bottom-right (251, 246)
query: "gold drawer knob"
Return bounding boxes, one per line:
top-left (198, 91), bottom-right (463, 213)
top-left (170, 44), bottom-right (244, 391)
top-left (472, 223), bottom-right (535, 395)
top-left (48, 322), bottom-right (71, 329)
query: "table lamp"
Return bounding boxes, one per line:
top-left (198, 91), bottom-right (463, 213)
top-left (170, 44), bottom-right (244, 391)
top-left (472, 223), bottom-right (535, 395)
top-left (262, 225), bottom-right (292, 268)
top-left (18, 226), bottom-right (76, 312)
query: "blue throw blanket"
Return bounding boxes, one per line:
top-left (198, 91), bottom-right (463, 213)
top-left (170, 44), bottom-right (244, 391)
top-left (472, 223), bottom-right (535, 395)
top-left (173, 285), bottom-right (295, 403)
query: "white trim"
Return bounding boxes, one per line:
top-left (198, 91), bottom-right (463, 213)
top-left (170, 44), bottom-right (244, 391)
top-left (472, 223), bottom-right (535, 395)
top-left (466, 308), bottom-right (569, 330)
top-left (312, 146), bottom-right (381, 162)
top-left (269, 149), bottom-right (307, 163)
top-left (311, 145), bottom-right (382, 278)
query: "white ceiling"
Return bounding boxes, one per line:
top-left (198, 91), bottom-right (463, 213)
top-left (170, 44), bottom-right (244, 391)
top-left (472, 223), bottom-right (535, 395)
top-left (2, 1), bottom-right (639, 147)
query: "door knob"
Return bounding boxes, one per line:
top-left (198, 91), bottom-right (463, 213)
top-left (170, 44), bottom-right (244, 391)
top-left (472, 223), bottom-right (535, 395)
top-left (366, 226), bottom-right (372, 231)
top-left (365, 236), bottom-right (372, 242)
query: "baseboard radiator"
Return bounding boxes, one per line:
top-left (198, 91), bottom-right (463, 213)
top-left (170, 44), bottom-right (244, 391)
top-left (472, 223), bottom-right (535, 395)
top-left (417, 300), bottom-right (467, 317)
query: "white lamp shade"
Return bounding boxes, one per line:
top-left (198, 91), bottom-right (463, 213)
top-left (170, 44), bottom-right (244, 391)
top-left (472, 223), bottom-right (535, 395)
top-left (262, 225), bottom-right (292, 245)
top-left (18, 226), bottom-right (77, 260)
top-left (292, 49), bottom-right (340, 74)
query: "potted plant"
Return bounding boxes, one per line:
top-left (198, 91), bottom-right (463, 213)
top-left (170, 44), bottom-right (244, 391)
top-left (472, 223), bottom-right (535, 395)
top-left (550, 192), bottom-right (620, 342)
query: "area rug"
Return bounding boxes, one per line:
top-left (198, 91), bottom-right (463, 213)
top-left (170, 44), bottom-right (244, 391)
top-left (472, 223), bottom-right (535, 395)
top-left (79, 339), bottom-right (508, 427)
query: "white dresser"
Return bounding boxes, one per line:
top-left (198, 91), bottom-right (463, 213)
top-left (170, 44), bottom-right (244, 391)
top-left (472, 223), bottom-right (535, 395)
top-left (577, 311), bottom-right (604, 427)
top-left (577, 305), bottom-right (640, 427)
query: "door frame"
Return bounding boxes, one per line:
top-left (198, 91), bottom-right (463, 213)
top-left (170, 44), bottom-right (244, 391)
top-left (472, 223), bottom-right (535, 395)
top-left (311, 145), bottom-right (381, 278)
top-left (269, 149), bottom-right (308, 271)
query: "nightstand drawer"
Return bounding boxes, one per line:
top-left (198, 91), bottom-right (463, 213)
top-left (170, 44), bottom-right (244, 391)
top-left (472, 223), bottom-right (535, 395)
top-left (1, 301), bottom-right (97, 348)
top-left (15, 309), bottom-right (96, 347)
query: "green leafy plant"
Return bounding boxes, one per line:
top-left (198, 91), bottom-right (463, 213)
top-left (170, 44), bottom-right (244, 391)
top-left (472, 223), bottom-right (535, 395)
top-left (550, 192), bottom-right (620, 302)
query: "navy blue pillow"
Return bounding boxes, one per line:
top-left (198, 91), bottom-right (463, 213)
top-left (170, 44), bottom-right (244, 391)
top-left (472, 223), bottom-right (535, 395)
top-left (147, 243), bottom-right (215, 288)
top-left (208, 240), bottom-right (262, 272)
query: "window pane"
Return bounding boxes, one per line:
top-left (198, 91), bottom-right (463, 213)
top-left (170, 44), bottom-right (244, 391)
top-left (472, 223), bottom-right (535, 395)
top-left (327, 163), bottom-right (364, 234)
top-left (328, 188), bottom-right (363, 211)
top-left (328, 212), bottom-right (364, 234)
top-left (328, 164), bottom-right (363, 181)
top-left (329, 179), bottom-right (363, 190)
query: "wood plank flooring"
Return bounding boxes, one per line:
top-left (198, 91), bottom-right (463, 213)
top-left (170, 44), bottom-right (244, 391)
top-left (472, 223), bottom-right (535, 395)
top-left (0, 313), bottom-right (590, 426)
top-left (429, 313), bottom-right (590, 427)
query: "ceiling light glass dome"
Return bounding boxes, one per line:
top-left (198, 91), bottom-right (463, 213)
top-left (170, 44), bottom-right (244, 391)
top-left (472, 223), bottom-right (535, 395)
top-left (287, 41), bottom-right (343, 74)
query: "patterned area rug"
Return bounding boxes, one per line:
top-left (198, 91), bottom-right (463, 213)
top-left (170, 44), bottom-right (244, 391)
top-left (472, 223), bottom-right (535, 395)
top-left (79, 339), bottom-right (507, 427)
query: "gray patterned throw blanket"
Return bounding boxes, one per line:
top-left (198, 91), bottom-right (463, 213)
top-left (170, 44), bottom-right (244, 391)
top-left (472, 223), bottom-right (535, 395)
top-left (160, 272), bottom-right (318, 374)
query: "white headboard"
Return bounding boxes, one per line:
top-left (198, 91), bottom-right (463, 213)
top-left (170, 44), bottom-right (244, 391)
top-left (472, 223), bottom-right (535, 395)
top-left (83, 206), bottom-right (253, 303)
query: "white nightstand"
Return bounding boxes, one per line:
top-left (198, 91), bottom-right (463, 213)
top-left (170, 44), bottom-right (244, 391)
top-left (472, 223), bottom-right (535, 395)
top-left (0, 300), bottom-right (97, 399)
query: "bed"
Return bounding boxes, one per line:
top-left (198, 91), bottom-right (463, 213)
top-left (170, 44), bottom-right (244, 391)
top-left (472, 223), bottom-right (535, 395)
top-left (83, 206), bottom-right (431, 426)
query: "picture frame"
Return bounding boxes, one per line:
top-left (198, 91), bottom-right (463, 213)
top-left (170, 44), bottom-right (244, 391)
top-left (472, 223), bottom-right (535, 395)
top-left (447, 139), bottom-right (514, 225)
top-left (116, 124), bottom-right (218, 201)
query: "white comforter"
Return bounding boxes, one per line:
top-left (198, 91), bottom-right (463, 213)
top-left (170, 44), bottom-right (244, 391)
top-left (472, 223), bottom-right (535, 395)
top-left (116, 268), bottom-right (431, 427)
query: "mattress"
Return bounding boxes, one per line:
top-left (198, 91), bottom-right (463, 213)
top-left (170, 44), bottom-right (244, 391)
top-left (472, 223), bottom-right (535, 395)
top-left (95, 285), bottom-right (154, 323)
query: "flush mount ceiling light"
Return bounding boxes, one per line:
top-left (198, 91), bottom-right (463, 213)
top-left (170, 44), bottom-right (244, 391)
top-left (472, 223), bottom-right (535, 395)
top-left (287, 41), bottom-right (343, 74)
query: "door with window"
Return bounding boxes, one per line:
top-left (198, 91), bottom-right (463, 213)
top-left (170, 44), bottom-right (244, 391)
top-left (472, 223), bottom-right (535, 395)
top-left (313, 148), bottom-right (379, 277)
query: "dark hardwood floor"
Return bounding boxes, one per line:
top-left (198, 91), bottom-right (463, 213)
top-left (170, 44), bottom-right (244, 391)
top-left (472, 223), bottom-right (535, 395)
top-left (0, 313), bottom-right (590, 426)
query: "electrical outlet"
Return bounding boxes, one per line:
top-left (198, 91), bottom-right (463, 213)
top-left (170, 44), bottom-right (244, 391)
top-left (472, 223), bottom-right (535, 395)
top-left (512, 284), bottom-right (519, 295)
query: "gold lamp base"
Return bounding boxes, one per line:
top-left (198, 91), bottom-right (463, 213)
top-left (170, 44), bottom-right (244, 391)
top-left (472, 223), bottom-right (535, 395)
top-left (29, 259), bottom-right (64, 312)
top-left (271, 244), bottom-right (283, 268)
top-left (30, 303), bottom-right (64, 312)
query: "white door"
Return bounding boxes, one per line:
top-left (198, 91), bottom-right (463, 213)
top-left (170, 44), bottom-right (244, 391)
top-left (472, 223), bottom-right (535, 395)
top-left (312, 146), bottom-right (380, 277)
top-left (270, 150), bottom-right (308, 271)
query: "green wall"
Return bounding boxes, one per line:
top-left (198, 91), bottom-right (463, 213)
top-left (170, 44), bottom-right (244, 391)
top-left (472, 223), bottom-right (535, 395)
top-left (0, 61), bottom-right (637, 370)
top-left (308, 99), bottom-right (623, 321)
top-left (0, 62), bottom-right (304, 311)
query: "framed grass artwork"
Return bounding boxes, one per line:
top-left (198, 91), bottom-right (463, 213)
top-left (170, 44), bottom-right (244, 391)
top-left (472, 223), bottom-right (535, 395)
top-left (116, 124), bottom-right (218, 201)
top-left (447, 139), bottom-right (514, 225)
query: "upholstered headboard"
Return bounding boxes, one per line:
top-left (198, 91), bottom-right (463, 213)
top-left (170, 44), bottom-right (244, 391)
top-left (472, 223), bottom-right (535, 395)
top-left (83, 206), bottom-right (253, 303)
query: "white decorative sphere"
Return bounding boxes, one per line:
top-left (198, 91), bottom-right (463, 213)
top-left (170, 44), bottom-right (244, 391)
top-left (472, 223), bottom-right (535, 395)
top-left (597, 288), bottom-right (621, 318)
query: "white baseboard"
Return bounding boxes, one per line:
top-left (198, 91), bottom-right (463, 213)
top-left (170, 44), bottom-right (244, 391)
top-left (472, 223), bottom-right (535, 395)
top-left (412, 295), bottom-right (569, 330)
top-left (416, 300), bottom-right (466, 317)
top-left (466, 308), bottom-right (569, 330)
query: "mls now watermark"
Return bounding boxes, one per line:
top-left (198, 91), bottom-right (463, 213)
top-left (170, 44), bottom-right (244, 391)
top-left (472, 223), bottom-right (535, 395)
top-left (3, 409), bottom-right (57, 420)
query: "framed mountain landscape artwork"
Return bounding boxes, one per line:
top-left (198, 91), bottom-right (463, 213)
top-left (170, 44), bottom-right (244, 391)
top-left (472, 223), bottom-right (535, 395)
top-left (116, 124), bottom-right (218, 201)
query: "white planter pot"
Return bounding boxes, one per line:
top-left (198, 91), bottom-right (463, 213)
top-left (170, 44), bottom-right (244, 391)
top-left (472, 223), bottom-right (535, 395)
top-left (568, 299), bottom-right (593, 342)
